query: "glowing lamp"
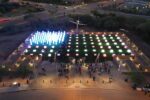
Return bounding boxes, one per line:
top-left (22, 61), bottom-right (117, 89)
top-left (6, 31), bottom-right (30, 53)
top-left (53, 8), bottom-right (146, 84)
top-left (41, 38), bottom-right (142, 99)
top-left (36, 45), bottom-right (39, 48)
top-left (48, 54), bottom-right (51, 57)
top-left (118, 49), bottom-right (123, 53)
top-left (76, 53), bottom-right (79, 56)
top-left (103, 54), bottom-right (107, 57)
top-left (50, 49), bottom-right (53, 53)
top-left (44, 46), bottom-right (47, 49)
top-left (67, 49), bottom-right (70, 52)
top-left (85, 53), bottom-right (88, 56)
top-left (93, 49), bottom-right (96, 52)
top-left (127, 49), bottom-right (131, 53)
top-left (66, 53), bottom-right (70, 56)
top-left (33, 49), bottom-right (36, 52)
top-left (110, 49), bottom-right (114, 53)
top-left (76, 49), bottom-right (79, 52)
top-left (101, 49), bottom-right (105, 53)
top-left (57, 54), bottom-right (60, 56)
top-left (84, 49), bottom-right (88, 52)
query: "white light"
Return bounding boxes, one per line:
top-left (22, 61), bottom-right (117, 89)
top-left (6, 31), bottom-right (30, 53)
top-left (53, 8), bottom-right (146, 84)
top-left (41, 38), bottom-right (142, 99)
top-left (105, 40), bottom-right (108, 42)
top-left (100, 46), bottom-right (103, 48)
top-left (127, 49), bottom-right (131, 53)
top-left (101, 49), bottom-right (105, 53)
top-left (67, 49), bottom-right (70, 52)
top-left (44, 46), bottom-right (47, 49)
top-left (92, 46), bottom-right (95, 48)
top-left (103, 54), bottom-right (107, 57)
top-left (112, 54), bottom-right (116, 57)
top-left (68, 42), bottom-right (71, 44)
top-left (110, 49), bottom-right (114, 53)
top-left (106, 43), bottom-right (110, 46)
top-left (93, 49), bottom-right (96, 52)
top-left (76, 42), bottom-right (79, 44)
top-left (28, 45), bottom-right (31, 48)
top-left (110, 37), bottom-right (113, 39)
top-left (114, 42), bottom-right (117, 45)
top-left (119, 39), bottom-right (122, 42)
top-left (52, 45), bottom-right (55, 48)
top-left (121, 42), bottom-right (125, 46)
top-left (103, 37), bottom-right (106, 40)
top-left (122, 54), bottom-right (125, 56)
top-left (124, 46), bottom-right (128, 48)
top-left (83, 42), bottom-right (87, 45)
top-left (108, 46), bottom-right (111, 49)
top-left (85, 53), bottom-right (88, 56)
top-left (116, 46), bottom-right (120, 48)
top-left (48, 54), bottom-right (51, 57)
top-left (33, 49), bottom-right (36, 52)
top-left (25, 49), bottom-right (28, 53)
top-left (98, 43), bottom-right (102, 45)
top-left (66, 53), bottom-right (70, 56)
top-left (118, 49), bottom-right (123, 53)
top-left (91, 42), bottom-right (94, 45)
top-left (76, 49), bottom-right (79, 52)
top-left (50, 49), bottom-right (53, 53)
top-left (41, 49), bottom-right (45, 53)
top-left (57, 53), bottom-right (60, 56)
top-left (30, 53), bottom-right (33, 55)
top-left (84, 49), bottom-right (88, 52)
top-left (94, 53), bottom-right (97, 56)
top-left (76, 53), bottom-right (79, 56)
top-left (97, 40), bottom-right (100, 42)
top-left (36, 45), bottom-right (39, 48)
top-left (39, 53), bottom-right (42, 56)
top-left (117, 37), bottom-right (120, 40)
top-left (112, 39), bottom-right (115, 42)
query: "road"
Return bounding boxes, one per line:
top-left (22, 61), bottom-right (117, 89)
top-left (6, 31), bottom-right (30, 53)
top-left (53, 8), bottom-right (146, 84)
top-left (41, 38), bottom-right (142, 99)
top-left (5, 1), bottom-right (150, 22)
top-left (0, 88), bottom-right (149, 100)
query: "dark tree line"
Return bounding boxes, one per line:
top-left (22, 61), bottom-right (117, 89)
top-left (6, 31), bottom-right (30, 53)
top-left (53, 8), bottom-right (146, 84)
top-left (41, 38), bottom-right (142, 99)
top-left (69, 10), bottom-right (150, 44)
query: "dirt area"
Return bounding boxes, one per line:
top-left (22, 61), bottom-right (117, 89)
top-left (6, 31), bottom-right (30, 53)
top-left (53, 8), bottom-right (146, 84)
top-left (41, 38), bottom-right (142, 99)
top-left (0, 32), bottom-right (30, 64)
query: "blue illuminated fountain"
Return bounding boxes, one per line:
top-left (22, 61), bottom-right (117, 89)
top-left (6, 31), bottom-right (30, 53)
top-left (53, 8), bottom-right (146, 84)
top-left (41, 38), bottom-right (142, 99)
top-left (25, 31), bottom-right (66, 46)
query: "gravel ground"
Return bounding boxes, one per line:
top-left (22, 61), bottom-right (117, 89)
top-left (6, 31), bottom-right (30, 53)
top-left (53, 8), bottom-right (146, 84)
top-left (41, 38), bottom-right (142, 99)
top-left (0, 32), bottom-right (30, 64)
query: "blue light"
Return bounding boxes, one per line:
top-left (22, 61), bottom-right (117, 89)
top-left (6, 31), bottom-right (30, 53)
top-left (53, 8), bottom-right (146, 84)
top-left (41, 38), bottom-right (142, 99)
top-left (26, 31), bottom-right (67, 46)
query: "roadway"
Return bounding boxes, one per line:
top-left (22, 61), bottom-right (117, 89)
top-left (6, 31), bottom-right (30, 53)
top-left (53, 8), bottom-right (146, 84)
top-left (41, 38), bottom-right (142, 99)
top-left (0, 88), bottom-right (149, 100)
top-left (4, 0), bottom-right (150, 22)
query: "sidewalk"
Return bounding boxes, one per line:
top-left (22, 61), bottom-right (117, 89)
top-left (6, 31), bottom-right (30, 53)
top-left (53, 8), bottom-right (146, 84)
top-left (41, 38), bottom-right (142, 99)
top-left (0, 84), bottom-right (30, 93)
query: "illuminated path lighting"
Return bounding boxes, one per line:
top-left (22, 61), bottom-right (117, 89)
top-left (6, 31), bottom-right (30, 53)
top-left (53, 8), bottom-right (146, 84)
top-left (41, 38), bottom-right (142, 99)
top-left (26, 31), bottom-right (66, 46)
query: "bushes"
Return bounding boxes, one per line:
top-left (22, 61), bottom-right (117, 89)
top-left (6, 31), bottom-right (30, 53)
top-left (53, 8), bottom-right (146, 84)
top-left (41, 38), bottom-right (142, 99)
top-left (69, 13), bottom-right (120, 31)
top-left (136, 21), bottom-right (150, 44)
top-left (0, 3), bottom-right (20, 14)
top-left (129, 72), bottom-right (145, 85)
top-left (15, 65), bottom-right (32, 77)
top-left (25, 0), bottom-right (71, 5)
top-left (69, 11), bottom-right (150, 44)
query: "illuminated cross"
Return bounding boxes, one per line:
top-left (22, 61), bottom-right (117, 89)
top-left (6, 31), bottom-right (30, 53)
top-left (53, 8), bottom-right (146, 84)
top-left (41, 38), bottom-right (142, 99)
top-left (70, 19), bottom-right (86, 34)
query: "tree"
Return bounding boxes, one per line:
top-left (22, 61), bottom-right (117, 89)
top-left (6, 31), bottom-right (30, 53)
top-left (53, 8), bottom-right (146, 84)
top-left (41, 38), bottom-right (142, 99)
top-left (0, 0), bottom-right (9, 3)
top-left (15, 65), bottom-right (32, 77)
